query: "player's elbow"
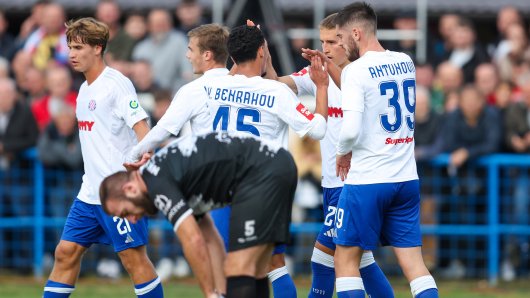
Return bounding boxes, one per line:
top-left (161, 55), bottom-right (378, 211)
top-left (306, 114), bottom-right (327, 140)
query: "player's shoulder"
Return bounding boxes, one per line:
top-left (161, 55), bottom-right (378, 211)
top-left (101, 67), bottom-right (135, 92)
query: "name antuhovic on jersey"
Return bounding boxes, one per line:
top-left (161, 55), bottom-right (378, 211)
top-left (368, 61), bottom-right (416, 78)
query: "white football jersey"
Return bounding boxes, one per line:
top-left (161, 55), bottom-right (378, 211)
top-left (204, 75), bottom-right (318, 148)
top-left (76, 67), bottom-right (148, 204)
top-left (291, 67), bottom-right (344, 188)
top-left (157, 68), bottom-right (229, 136)
top-left (341, 50), bottom-right (418, 185)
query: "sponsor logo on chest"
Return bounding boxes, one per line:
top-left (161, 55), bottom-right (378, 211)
top-left (78, 120), bottom-right (95, 131)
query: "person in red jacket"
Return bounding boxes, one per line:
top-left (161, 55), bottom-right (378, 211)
top-left (31, 65), bottom-right (77, 130)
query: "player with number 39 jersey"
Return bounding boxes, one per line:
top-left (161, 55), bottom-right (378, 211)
top-left (334, 3), bottom-right (438, 298)
top-left (339, 50), bottom-right (418, 185)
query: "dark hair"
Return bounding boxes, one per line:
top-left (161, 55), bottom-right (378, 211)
top-left (227, 25), bottom-right (265, 64)
top-left (336, 1), bottom-right (377, 34)
top-left (188, 24), bottom-right (229, 65)
top-left (457, 16), bottom-right (475, 31)
top-left (99, 171), bottom-right (130, 214)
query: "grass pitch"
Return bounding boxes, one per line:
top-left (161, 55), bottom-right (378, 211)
top-left (1, 275), bottom-right (530, 297)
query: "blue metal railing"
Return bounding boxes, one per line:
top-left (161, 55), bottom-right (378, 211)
top-left (2, 150), bottom-right (530, 285)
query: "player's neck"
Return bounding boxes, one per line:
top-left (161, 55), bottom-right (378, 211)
top-left (84, 59), bottom-right (106, 85)
top-left (360, 38), bottom-right (385, 57)
top-left (234, 61), bottom-right (261, 78)
top-left (205, 62), bottom-right (227, 72)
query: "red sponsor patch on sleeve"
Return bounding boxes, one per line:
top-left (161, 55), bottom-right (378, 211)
top-left (296, 103), bottom-right (314, 120)
top-left (291, 68), bottom-right (309, 77)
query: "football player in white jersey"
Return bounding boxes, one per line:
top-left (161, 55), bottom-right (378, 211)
top-left (124, 23), bottom-right (230, 297)
top-left (333, 3), bottom-right (438, 298)
top-left (204, 24), bottom-right (329, 297)
top-left (267, 13), bottom-right (393, 298)
top-left (42, 18), bottom-right (164, 298)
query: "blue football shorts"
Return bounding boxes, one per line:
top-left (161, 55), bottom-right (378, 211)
top-left (61, 198), bottom-right (149, 252)
top-left (315, 187), bottom-right (342, 250)
top-left (334, 180), bottom-right (422, 250)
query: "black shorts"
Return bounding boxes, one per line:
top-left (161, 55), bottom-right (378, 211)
top-left (228, 149), bottom-right (297, 251)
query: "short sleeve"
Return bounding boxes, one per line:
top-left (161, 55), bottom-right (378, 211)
top-left (142, 162), bottom-right (193, 231)
top-left (341, 64), bottom-right (365, 112)
top-left (113, 77), bottom-right (148, 128)
top-left (276, 85), bottom-right (316, 137)
top-left (290, 66), bottom-right (315, 96)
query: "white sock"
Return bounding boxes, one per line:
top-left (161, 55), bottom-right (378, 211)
top-left (268, 266), bottom-right (289, 283)
top-left (336, 277), bottom-right (364, 292)
top-left (410, 275), bottom-right (437, 297)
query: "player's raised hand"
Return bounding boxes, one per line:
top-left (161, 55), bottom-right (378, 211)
top-left (123, 152), bottom-right (151, 171)
top-left (309, 55), bottom-right (329, 88)
top-left (301, 48), bottom-right (331, 65)
top-left (336, 152), bottom-right (352, 181)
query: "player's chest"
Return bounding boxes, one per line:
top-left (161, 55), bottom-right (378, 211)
top-left (76, 89), bottom-right (114, 118)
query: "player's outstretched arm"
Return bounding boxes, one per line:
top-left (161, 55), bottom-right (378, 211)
top-left (176, 215), bottom-right (219, 298)
top-left (125, 125), bottom-right (171, 166)
top-left (132, 119), bottom-right (151, 141)
top-left (301, 48), bottom-right (342, 88)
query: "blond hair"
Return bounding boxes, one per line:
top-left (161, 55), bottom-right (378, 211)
top-left (319, 13), bottom-right (338, 30)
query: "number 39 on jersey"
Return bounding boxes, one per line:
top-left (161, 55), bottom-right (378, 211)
top-left (379, 79), bottom-right (416, 133)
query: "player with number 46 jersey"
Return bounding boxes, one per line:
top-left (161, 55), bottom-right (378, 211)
top-left (205, 74), bottom-right (327, 148)
top-left (204, 24), bottom-right (329, 298)
top-left (204, 26), bottom-right (329, 149)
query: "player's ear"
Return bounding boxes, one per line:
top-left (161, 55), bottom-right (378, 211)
top-left (203, 50), bottom-right (212, 61)
top-left (94, 44), bottom-right (103, 56)
top-left (352, 27), bottom-right (361, 41)
top-left (258, 45), bottom-right (264, 58)
top-left (122, 181), bottom-right (136, 197)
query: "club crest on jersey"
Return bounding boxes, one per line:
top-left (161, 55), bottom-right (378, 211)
top-left (296, 103), bottom-right (314, 120)
top-left (88, 100), bottom-right (96, 111)
top-left (129, 99), bottom-right (139, 109)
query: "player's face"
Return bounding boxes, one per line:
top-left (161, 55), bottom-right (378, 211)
top-left (106, 198), bottom-right (146, 224)
top-left (336, 25), bottom-right (360, 62)
top-left (320, 28), bottom-right (349, 66)
top-left (105, 181), bottom-right (158, 224)
top-left (186, 37), bottom-right (205, 74)
top-left (68, 39), bottom-right (101, 73)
